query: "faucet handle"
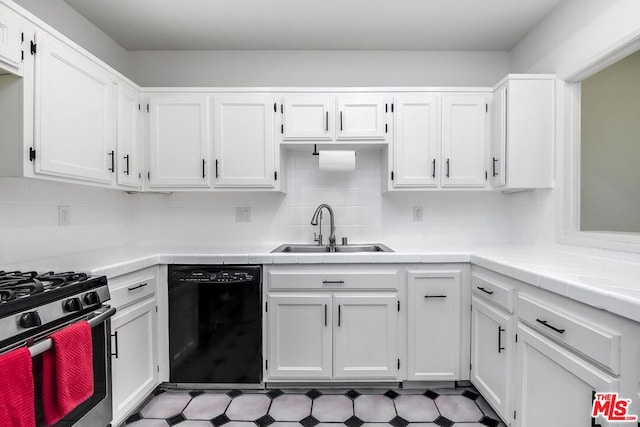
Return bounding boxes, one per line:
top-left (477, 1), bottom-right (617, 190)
top-left (342, 237), bottom-right (348, 245)
top-left (314, 232), bottom-right (323, 245)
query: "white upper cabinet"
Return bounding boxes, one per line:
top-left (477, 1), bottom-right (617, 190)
top-left (0, 2), bottom-right (23, 76)
top-left (116, 82), bottom-right (141, 188)
top-left (337, 95), bottom-right (387, 140)
top-left (393, 95), bottom-right (440, 187)
top-left (213, 94), bottom-right (276, 187)
top-left (34, 31), bottom-right (116, 184)
top-left (492, 75), bottom-right (555, 190)
top-left (282, 95), bottom-right (333, 140)
top-left (148, 95), bottom-right (210, 188)
top-left (441, 94), bottom-right (488, 187)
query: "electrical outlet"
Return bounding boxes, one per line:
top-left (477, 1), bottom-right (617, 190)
top-left (412, 206), bottom-right (423, 222)
top-left (235, 207), bottom-right (251, 223)
top-left (58, 205), bottom-right (71, 226)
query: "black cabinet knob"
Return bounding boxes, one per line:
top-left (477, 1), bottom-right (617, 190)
top-left (19, 311), bottom-right (42, 329)
top-left (63, 297), bottom-right (82, 313)
top-left (83, 292), bottom-right (99, 306)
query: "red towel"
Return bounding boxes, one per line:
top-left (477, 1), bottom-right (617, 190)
top-left (0, 347), bottom-right (36, 427)
top-left (42, 320), bottom-right (94, 426)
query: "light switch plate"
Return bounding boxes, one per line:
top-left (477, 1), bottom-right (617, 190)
top-left (412, 206), bottom-right (423, 222)
top-left (58, 205), bottom-right (71, 226)
top-left (236, 207), bottom-right (251, 223)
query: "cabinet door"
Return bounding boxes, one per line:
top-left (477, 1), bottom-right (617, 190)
top-left (35, 33), bottom-right (116, 184)
top-left (111, 297), bottom-right (158, 426)
top-left (471, 296), bottom-right (512, 422)
top-left (515, 324), bottom-right (618, 427)
top-left (0, 3), bottom-right (23, 75)
top-left (407, 270), bottom-right (461, 380)
top-left (214, 95), bottom-right (275, 187)
top-left (393, 95), bottom-right (440, 187)
top-left (336, 96), bottom-right (386, 140)
top-left (148, 95), bottom-right (210, 187)
top-left (491, 85), bottom-right (507, 187)
top-left (441, 95), bottom-right (488, 187)
top-left (267, 294), bottom-right (332, 380)
top-left (116, 82), bottom-right (141, 188)
top-left (283, 95), bottom-right (333, 140)
top-left (334, 294), bottom-right (398, 379)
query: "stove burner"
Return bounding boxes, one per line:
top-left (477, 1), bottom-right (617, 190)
top-left (0, 271), bottom-right (92, 303)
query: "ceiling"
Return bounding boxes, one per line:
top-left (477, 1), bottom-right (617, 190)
top-left (62, 0), bottom-right (565, 51)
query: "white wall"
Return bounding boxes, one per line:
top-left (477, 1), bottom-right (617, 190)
top-left (127, 50), bottom-right (509, 87)
top-left (13, 0), bottom-right (129, 74)
top-left (0, 178), bottom-right (133, 266)
top-left (131, 150), bottom-right (515, 250)
top-left (506, 0), bottom-right (640, 248)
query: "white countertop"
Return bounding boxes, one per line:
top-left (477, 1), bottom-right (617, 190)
top-left (7, 243), bottom-right (640, 324)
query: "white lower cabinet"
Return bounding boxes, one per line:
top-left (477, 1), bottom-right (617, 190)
top-left (514, 324), bottom-right (618, 427)
top-left (407, 269), bottom-right (462, 381)
top-left (471, 296), bottom-right (513, 423)
top-left (334, 294), bottom-right (398, 379)
top-left (267, 294), bottom-right (333, 380)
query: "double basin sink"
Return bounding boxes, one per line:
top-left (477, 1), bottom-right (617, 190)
top-left (272, 243), bottom-right (393, 253)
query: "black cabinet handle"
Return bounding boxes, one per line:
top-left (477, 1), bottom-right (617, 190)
top-left (124, 154), bottom-right (130, 176)
top-left (202, 159), bottom-right (206, 178)
top-left (324, 304), bottom-right (327, 326)
top-left (536, 319), bottom-right (566, 334)
top-left (127, 283), bottom-right (148, 292)
top-left (215, 159), bottom-right (219, 178)
top-left (446, 158), bottom-right (450, 178)
top-left (498, 326), bottom-right (505, 353)
top-left (108, 151), bottom-right (115, 172)
top-left (424, 295), bottom-right (447, 299)
top-left (326, 111), bottom-right (329, 132)
top-left (432, 159), bottom-right (436, 178)
top-left (338, 305), bottom-right (341, 326)
top-left (322, 280), bottom-right (344, 284)
top-left (340, 111), bottom-right (343, 131)
top-left (111, 331), bottom-right (119, 359)
top-left (492, 157), bottom-right (498, 177)
top-left (477, 286), bottom-right (494, 295)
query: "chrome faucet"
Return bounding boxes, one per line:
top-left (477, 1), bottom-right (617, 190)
top-left (311, 204), bottom-right (336, 251)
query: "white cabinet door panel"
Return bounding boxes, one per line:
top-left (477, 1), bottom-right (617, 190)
top-left (0, 3), bottom-right (23, 74)
top-left (35, 33), bottom-right (115, 184)
top-left (334, 294), bottom-right (398, 379)
top-left (407, 270), bottom-right (461, 380)
top-left (283, 95), bottom-right (332, 140)
top-left (111, 297), bottom-right (158, 426)
top-left (336, 96), bottom-right (386, 140)
top-left (441, 95), bottom-right (487, 187)
top-left (268, 294), bottom-right (332, 379)
top-left (116, 82), bottom-right (141, 188)
top-left (393, 95), bottom-right (440, 187)
top-left (214, 95), bottom-right (275, 187)
top-left (148, 95), bottom-right (210, 187)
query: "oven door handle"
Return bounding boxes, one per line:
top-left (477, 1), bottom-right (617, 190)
top-left (27, 307), bottom-right (117, 358)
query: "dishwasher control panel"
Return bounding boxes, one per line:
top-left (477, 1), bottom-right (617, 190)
top-left (170, 265), bottom-right (261, 285)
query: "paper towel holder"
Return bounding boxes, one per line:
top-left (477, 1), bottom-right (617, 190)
top-left (311, 144), bottom-right (355, 157)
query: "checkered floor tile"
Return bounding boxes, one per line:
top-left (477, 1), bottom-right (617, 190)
top-left (125, 386), bottom-right (506, 427)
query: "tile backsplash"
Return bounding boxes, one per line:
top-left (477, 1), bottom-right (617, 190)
top-left (0, 149), bottom-right (546, 265)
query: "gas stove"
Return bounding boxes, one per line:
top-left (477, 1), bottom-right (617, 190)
top-left (0, 270), bottom-right (110, 347)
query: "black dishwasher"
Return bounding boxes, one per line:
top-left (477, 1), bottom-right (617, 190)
top-left (168, 265), bottom-right (262, 384)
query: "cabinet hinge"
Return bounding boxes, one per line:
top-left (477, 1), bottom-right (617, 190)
top-left (273, 102), bottom-right (276, 112)
top-left (29, 147), bottom-right (36, 161)
top-left (397, 301), bottom-right (400, 312)
top-left (30, 40), bottom-right (36, 55)
top-left (274, 171), bottom-right (278, 181)
top-left (397, 359), bottom-right (400, 369)
top-left (391, 171), bottom-right (394, 181)
top-left (486, 103), bottom-right (488, 113)
top-left (280, 124), bottom-right (284, 134)
top-left (265, 302), bottom-right (268, 312)
top-left (515, 333), bottom-right (518, 343)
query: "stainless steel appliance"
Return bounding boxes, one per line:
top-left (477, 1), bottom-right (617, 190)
top-left (0, 271), bottom-right (115, 426)
top-left (168, 265), bottom-right (262, 385)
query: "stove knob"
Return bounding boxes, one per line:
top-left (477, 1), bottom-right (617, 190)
top-left (83, 292), bottom-right (99, 306)
top-left (19, 311), bottom-right (42, 329)
top-left (63, 297), bottom-right (82, 313)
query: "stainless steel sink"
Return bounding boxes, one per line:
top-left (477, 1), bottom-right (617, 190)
top-left (271, 243), bottom-right (393, 253)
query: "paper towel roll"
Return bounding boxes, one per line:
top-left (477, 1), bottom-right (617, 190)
top-left (318, 150), bottom-right (356, 171)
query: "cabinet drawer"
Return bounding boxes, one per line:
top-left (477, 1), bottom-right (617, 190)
top-left (109, 268), bottom-right (157, 309)
top-left (472, 273), bottom-right (515, 313)
top-left (269, 269), bottom-right (399, 290)
top-left (517, 294), bottom-right (621, 374)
